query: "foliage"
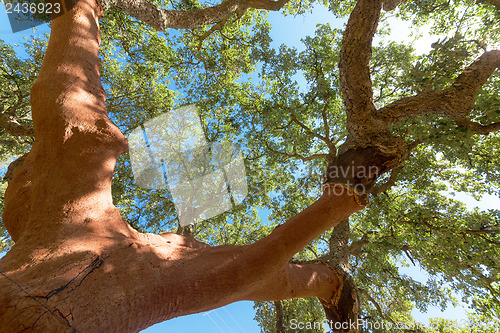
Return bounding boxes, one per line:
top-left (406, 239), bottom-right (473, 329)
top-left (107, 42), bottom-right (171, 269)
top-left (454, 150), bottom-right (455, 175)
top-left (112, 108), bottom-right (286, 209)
top-left (1, 0), bottom-right (499, 330)
top-left (254, 298), bottom-right (325, 333)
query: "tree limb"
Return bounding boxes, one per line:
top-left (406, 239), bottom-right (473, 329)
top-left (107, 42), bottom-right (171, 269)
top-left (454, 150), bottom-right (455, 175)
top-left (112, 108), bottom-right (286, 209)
top-left (321, 101), bottom-right (335, 153)
top-left (348, 239), bottom-right (370, 257)
top-left (371, 164), bottom-right (403, 195)
top-left (376, 50), bottom-right (500, 127)
top-left (339, 0), bottom-right (381, 115)
top-left (382, 0), bottom-right (405, 11)
top-left (104, 0), bottom-right (289, 31)
top-left (289, 108), bottom-right (328, 143)
top-left (197, 16), bottom-right (230, 50)
top-left (339, 0), bottom-right (387, 145)
top-left (274, 300), bottom-right (285, 333)
top-left (328, 219), bottom-right (350, 272)
top-left (464, 229), bottom-right (496, 235)
top-left (3, 152), bottom-right (28, 183)
top-left (477, 0), bottom-right (500, 12)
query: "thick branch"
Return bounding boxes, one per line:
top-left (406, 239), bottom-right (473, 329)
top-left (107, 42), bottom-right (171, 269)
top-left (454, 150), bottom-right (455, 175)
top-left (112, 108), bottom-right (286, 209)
top-left (372, 164), bottom-right (403, 195)
top-left (105, 0), bottom-right (289, 31)
top-left (4, 0), bottom-right (129, 242)
top-left (274, 301), bottom-right (285, 333)
top-left (376, 51), bottom-right (500, 126)
top-left (339, 0), bottom-right (381, 114)
top-left (339, 0), bottom-right (388, 146)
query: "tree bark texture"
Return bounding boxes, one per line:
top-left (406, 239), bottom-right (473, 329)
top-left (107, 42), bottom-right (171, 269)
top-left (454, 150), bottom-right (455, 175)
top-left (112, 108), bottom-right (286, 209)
top-left (1, 0), bottom-right (499, 331)
top-left (103, 0), bottom-right (290, 30)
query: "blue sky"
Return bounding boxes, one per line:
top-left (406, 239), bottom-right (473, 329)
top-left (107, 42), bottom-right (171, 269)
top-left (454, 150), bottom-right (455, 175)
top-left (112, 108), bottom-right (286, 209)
top-left (1, 2), bottom-right (499, 332)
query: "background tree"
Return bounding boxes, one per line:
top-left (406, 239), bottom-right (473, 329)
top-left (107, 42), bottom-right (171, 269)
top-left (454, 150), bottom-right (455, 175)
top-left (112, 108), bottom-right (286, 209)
top-left (1, 0), bottom-right (499, 332)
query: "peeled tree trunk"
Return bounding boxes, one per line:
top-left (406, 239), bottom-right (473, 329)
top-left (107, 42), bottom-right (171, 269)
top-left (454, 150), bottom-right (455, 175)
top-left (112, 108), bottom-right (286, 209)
top-left (0, 0), bottom-right (367, 331)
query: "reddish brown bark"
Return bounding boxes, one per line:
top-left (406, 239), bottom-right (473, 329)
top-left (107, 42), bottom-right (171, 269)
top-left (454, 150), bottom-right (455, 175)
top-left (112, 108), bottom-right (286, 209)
top-left (0, 0), bottom-right (365, 331)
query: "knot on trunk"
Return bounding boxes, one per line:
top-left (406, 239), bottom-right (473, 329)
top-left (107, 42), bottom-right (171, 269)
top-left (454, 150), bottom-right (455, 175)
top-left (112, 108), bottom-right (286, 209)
top-left (323, 146), bottom-right (404, 204)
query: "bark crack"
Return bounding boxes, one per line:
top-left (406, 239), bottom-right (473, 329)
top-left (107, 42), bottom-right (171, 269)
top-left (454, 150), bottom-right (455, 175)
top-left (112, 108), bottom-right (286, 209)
top-left (44, 255), bottom-right (108, 300)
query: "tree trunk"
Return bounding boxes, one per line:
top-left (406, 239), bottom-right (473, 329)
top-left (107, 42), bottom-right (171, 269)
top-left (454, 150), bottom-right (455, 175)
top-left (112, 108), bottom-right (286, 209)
top-left (0, 1), bottom-right (365, 331)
